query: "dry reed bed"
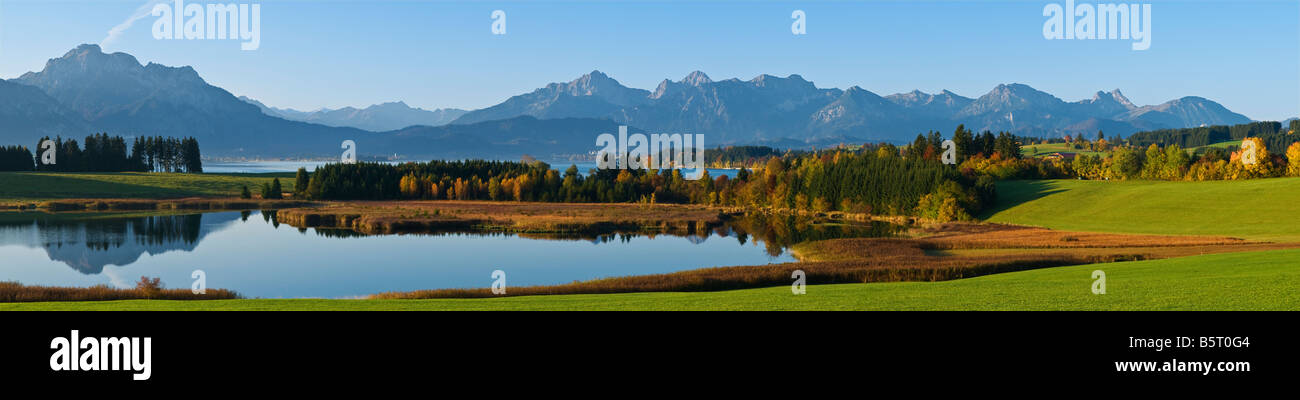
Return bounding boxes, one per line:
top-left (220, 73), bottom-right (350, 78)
top-left (276, 208), bottom-right (481, 233)
top-left (0, 281), bottom-right (239, 302)
top-left (277, 200), bottom-right (728, 234)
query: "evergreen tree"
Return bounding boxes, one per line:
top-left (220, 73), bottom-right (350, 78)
top-left (952, 125), bottom-right (974, 163)
top-left (294, 168), bottom-right (310, 197)
top-left (268, 178), bottom-right (283, 199)
top-left (0, 146), bottom-right (35, 171)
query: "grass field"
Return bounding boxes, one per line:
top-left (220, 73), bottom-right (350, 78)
top-left (0, 171), bottom-right (294, 203)
top-left (984, 178), bottom-right (1300, 242)
top-left (4, 248), bottom-right (1296, 310)
top-left (1188, 140), bottom-right (1242, 153)
top-left (1021, 142), bottom-right (1108, 158)
top-left (1022, 140), bottom-right (1241, 159)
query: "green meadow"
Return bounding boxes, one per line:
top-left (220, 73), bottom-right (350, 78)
top-left (1021, 142), bottom-right (1108, 158)
top-left (984, 178), bottom-right (1300, 242)
top-left (0, 171), bottom-right (294, 203)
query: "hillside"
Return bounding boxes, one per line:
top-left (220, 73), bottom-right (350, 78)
top-left (984, 178), bottom-right (1300, 241)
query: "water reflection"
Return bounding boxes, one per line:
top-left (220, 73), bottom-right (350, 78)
top-left (0, 212), bottom-right (239, 274)
top-left (0, 210), bottom-right (900, 297)
top-left (304, 213), bottom-right (901, 258)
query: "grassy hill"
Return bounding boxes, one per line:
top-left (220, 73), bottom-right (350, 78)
top-left (1021, 142), bottom-right (1107, 158)
top-left (4, 248), bottom-right (1297, 310)
top-left (1188, 140), bottom-right (1242, 153)
top-left (0, 172), bottom-right (294, 203)
top-left (984, 178), bottom-right (1300, 242)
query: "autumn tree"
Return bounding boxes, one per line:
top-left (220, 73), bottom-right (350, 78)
top-left (1287, 142), bottom-right (1300, 177)
top-left (1232, 137), bottom-right (1278, 179)
top-left (1109, 147), bottom-right (1142, 180)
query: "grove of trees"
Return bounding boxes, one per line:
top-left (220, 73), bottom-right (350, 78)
top-left (303, 141), bottom-right (998, 222)
top-left (0, 146), bottom-right (35, 171)
top-left (5, 134), bottom-right (203, 173)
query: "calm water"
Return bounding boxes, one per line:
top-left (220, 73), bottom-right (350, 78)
top-left (203, 161), bottom-right (331, 173)
top-left (0, 211), bottom-right (895, 298)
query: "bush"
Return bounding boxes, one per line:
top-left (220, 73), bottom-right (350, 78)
top-left (135, 276), bottom-right (163, 297)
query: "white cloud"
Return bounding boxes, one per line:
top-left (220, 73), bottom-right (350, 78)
top-left (101, 0), bottom-right (169, 49)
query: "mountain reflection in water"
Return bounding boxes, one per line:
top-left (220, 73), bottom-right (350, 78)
top-left (0, 210), bottom-right (900, 298)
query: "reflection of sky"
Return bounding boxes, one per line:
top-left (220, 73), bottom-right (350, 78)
top-left (0, 212), bottom-right (791, 299)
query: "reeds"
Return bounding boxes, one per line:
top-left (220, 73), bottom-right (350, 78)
top-left (0, 281), bottom-right (240, 302)
top-left (275, 200), bottom-right (727, 234)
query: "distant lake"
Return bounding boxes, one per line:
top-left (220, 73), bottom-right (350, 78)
top-left (203, 160), bottom-right (742, 178)
top-left (203, 160), bottom-right (331, 173)
top-left (0, 211), bottom-right (895, 298)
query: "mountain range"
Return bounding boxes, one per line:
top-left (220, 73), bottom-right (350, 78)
top-left (453, 70), bottom-right (1253, 143)
top-left (0, 44), bottom-right (1263, 160)
top-left (239, 97), bottom-right (466, 131)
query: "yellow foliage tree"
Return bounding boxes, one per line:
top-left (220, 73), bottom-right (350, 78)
top-left (1227, 137), bottom-right (1275, 179)
top-left (399, 175), bottom-right (421, 198)
top-left (1287, 142), bottom-right (1300, 177)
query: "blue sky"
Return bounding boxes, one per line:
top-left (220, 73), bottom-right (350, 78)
top-left (1, 0), bottom-right (1296, 121)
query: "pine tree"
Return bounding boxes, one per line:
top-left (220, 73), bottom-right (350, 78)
top-left (294, 168), bottom-right (309, 197)
top-left (268, 178), bottom-right (283, 199)
top-left (240, 185), bottom-right (252, 199)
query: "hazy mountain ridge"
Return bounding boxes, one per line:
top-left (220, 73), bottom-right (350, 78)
top-left (0, 79), bottom-right (93, 139)
top-left (453, 71), bottom-right (1253, 142)
top-left (378, 115), bottom-right (643, 160)
top-left (240, 97), bottom-right (467, 131)
top-left (4, 44), bottom-right (375, 157)
top-left (0, 44), bottom-right (1260, 160)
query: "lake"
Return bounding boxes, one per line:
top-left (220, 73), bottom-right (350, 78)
top-left (0, 211), bottom-right (895, 298)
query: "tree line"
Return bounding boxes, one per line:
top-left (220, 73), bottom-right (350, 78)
top-left (1127, 121), bottom-right (1287, 151)
top-left (300, 143), bottom-right (996, 222)
top-left (906, 125), bottom-right (1023, 165)
top-left (0, 134), bottom-right (202, 173)
top-left (0, 146), bottom-right (35, 171)
top-left (1068, 138), bottom-right (1300, 181)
